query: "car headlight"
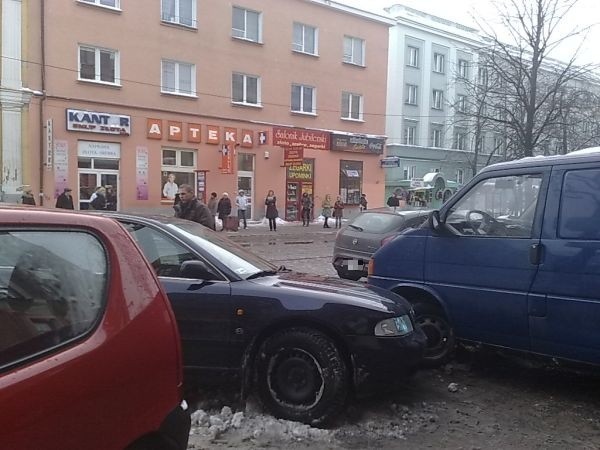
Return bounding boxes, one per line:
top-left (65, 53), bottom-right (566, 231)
top-left (374, 315), bottom-right (414, 336)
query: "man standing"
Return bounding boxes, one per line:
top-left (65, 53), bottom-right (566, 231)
top-left (175, 184), bottom-right (215, 230)
top-left (56, 187), bottom-right (74, 210)
top-left (236, 189), bottom-right (248, 229)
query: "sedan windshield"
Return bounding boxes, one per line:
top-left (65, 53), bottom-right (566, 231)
top-left (164, 221), bottom-right (278, 279)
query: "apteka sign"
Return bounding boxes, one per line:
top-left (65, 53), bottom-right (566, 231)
top-left (66, 109), bottom-right (131, 135)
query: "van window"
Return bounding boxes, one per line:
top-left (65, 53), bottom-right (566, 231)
top-left (445, 174), bottom-right (542, 237)
top-left (0, 231), bottom-right (107, 368)
top-left (559, 168), bottom-right (600, 240)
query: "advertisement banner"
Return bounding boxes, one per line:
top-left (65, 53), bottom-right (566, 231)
top-left (330, 133), bottom-right (385, 154)
top-left (273, 127), bottom-right (330, 150)
top-left (284, 147), bottom-right (304, 167)
top-left (220, 144), bottom-right (233, 174)
top-left (136, 146), bottom-right (149, 200)
top-left (53, 140), bottom-right (68, 198)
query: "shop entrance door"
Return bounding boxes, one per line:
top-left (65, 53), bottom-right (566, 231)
top-left (285, 159), bottom-right (314, 221)
top-left (237, 171), bottom-right (254, 219)
top-left (79, 171), bottom-right (119, 210)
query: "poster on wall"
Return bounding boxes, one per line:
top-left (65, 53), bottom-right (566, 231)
top-left (53, 140), bottom-right (68, 198)
top-left (136, 146), bottom-right (149, 201)
top-left (161, 171), bottom-right (196, 202)
top-left (196, 170), bottom-right (207, 204)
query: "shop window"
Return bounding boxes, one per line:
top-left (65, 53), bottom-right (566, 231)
top-left (238, 153), bottom-right (254, 171)
top-left (339, 160), bottom-right (363, 205)
top-left (161, 149), bottom-right (197, 201)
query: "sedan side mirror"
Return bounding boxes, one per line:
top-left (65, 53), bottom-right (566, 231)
top-left (180, 260), bottom-right (217, 280)
top-left (429, 210), bottom-right (442, 231)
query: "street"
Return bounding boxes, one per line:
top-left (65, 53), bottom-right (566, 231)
top-left (186, 222), bottom-right (600, 450)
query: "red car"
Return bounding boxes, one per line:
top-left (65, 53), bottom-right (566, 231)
top-left (0, 207), bottom-right (189, 450)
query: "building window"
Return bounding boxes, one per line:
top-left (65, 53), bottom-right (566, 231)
top-left (343, 36), bottom-right (365, 66)
top-left (78, 45), bottom-right (119, 85)
top-left (161, 60), bottom-right (195, 96)
top-left (432, 90), bottom-right (444, 110)
top-left (494, 136), bottom-right (504, 154)
top-left (341, 92), bottom-right (363, 120)
top-left (232, 6), bottom-right (262, 43)
top-left (79, 0), bottom-right (120, 8)
top-left (407, 46), bottom-right (419, 68)
top-left (431, 128), bottom-right (443, 147)
top-left (291, 84), bottom-right (316, 114)
top-left (161, 0), bottom-right (196, 28)
top-left (232, 73), bottom-right (261, 106)
top-left (478, 67), bottom-right (488, 86)
top-left (406, 84), bottom-right (418, 105)
top-left (458, 59), bottom-right (469, 79)
top-left (456, 168), bottom-right (464, 184)
top-left (293, 22), bottom-right (318, 55)
top-left (403, 165), bottom-right (417, 179)
top-left (454, 129), bottom-right (468, 150)
top-left (456, 94), bottom-right (467, 113)
top-left (339, 160), bottom-right (363, 205)
top-left (161, 149), bottom-right (196, 201)
top-left (404, 122), bottom-right (417, 145)
top-left (433, 53), bottom-right (445, 73)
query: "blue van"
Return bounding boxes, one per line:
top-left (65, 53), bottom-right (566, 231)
top-left (368, 149), bottom-right (600, 367)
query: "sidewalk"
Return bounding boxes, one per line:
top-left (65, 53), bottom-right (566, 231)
top-left (225, 218), bottom-right (340, 241)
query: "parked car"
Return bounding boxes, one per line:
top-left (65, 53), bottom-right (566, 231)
top-left (0, 207), bottom-right (189, 450)
top-left (99, 212), bottom-right (426, 426)
top-left (333, 207), bottom-right (431, 280)
top-left (368, 149), bottom-right (600, 369)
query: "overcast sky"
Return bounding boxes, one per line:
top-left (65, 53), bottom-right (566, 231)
top-left (337, 0), bottom-right (600, 67)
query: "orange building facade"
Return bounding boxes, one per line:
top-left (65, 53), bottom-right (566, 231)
top-left (18, 0), bottom-right (393, 219)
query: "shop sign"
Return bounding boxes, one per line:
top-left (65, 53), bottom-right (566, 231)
top-left (220, 144), bottom-right (234, 174)
top-left (273, 127), bottom-right (329, 150)
top-left (67, 109), bottom-right (131, 135)
top-left (284, 147), bottom-right (304, 167)
top-left (331, 133), bottom-right (385, 154)
top-left (287, 161), bottom-right (313, 181)
top-left (410, 178), bottom-right (425, 188)
top-left (77, 141), bottom-right (121, 159)
top-left (146, 119), bottom-right (255, 147)
top-left (380, 156), bottom-right (400, 168)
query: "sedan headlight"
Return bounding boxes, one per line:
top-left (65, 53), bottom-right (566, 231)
top-left (374, 315), bottom-right (414, 337)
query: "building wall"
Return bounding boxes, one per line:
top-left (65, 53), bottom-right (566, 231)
top-left (18, 0), bottom-right (393, 216)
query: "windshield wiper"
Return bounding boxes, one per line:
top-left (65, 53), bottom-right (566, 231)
top-left (348, 224), bottom-right (364, 231)
top-left (245, 270), bottom-right (278, 280)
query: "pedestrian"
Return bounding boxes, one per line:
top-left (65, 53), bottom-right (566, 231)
top-left (236, 189), bottom-right (248, 230)
top-left (207, 192), bottom-right (218, 224)
top-left (321, 194), bottom-right (332, 228)
top-left (162, 173), bottom-right (178, 200)
top-left (265, 190), bottom-right (278, 231)
top-left (89, 187), bottom-right (106, 210)
top-left (105, 185), bottom-right (117, 211)
top-left (174, 184), bottom-right (215, 230)
top-left (21, 187), bottom-right (36, 206)
top-left (359, 193), bottom-right (368, 212)
top-left (217, 192), bottom-right (232, 231)
top-left (55, 187), bottom-right (74, 210)
top-left (387, 191), bottom-right (400, 209)
top-left (173, 193), bottom-right (182, 216)
top-left (301, 192), bottom-right (312, 226)
top-left (333, 196), bottom-right (344, 229)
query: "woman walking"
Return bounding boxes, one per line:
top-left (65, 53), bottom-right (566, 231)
top-left (321, 194), bottom-right (333, 228)
top-left (217, 192), bottom-right (232, 231)
top-left (333, 196), bottom-right (344, 229)
top-left (265, 190), bottom-right (278, 231)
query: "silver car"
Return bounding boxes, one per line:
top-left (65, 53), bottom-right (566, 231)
top-left (333, 208), bottom-right (431, 280)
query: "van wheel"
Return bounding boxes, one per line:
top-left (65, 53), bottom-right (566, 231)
top-left (413, 302), bottom-right (455, 368)
top-left (256, 327), bottom-right (348, 426)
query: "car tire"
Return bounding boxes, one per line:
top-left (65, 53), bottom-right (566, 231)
top-left (256, 327), bottom-right (348, 426)
top-left (412, 302), bottom-right (455, 368)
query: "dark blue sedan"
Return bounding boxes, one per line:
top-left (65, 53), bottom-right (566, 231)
top-left (106, 214), bottom-right (426, 426)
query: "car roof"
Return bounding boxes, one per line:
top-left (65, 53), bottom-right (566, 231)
top-left (356, 207), bottom-right (432, 218)
top-left (481, 148), bottom-right (600, 173)
top-left (0, 205), bottom-right (123, 230)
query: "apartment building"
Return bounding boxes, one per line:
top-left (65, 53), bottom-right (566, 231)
top-left (5, 0), bottom-right (394, 218)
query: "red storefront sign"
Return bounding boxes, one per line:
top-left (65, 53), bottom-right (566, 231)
top-left (273, 127), bottom-right (330, 150)
top-left (284, 147), bottom-right (304, 167)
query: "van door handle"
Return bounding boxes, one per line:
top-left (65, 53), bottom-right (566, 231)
top-left (529, 243), bottom-right (542, 265)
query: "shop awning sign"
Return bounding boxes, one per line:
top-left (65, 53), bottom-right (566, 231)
top-left (331, 133), bottom-right (385, 154)
top-left (273, 127), bottom-right (329, 150)
top-left (67, 109), bottom-right (131, 135)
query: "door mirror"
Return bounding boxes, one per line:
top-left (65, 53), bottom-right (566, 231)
top-left (180, 260), bottom-right (217, 280)
top-left (429, 210), bottom-right (442, 231)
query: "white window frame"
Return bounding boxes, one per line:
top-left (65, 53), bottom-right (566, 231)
top-left (432, 128), bottom-right (443, 147)
top-left (456, 168), bottom-right (464, 185)
top-left (404, 122), bottom-right (418, 145)
top-left (458, 59), bottom-right (469, 79)
top-left (232, 6), bottom-right (262, 43)
top-left (78, 44), bottom-right (120, 86)
top-left (407, 46), bottom-right (419, 68)
top-left (478, 67), bottom-right (488, 86)
top-left (406, 84), bottom-right (418, 105)
top-left (78, 0), bottom-right (120, 9)
top-left (232, 72), bottom-right (261, 106)
top-left (432, 89), bottom-right (444, 110)
top-left (161, 59), bottom-right (196, 97)
top-left (341, 91), bottom-right (363, 121)
top-left (161, 0), bottom-right (197, 28)
top-left (403, 165), bottom-right (417, 179)
top-left (343, 36), bottom-right (365, 66)
top-left (291, 84), bottom-right (316, 115)
top-left (454, 129), bottom-right (468, 150)
top-left (433, 53), bottom-right (445, 74)
top-left (292, 22), bottom-right (318, 56)
top-left (456, 94), bottom-right (467, 113)
top-left (494, 136), bottom-right (504, 153)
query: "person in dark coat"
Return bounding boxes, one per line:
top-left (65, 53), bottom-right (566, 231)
top-left (55, 187), bottom-right (74, 210)
top-left (21, 188), bottom-right (36, 206)
top-left (105, 185), bottom-right (117, 211)
top-left (300, 192), bottom-right (312, 227)
top-left (359, 193), bottom-right (368, 211)
top-left (265, 190), bottom-right (278, 231)
top-left (217, 192), bottom-right (232, 231)
top-left (333, 196), bottom-right (344, 229)
top-left (175, 184), bottom-right (215, 230)
top-left (207, 192), bottom-right (218, 224)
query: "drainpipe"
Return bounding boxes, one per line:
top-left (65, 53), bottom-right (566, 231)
top-left (38, 0), bottom-right (46, 205)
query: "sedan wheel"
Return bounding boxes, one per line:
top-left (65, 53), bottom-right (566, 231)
top-left (256, 327), bottom-right (348, 426)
